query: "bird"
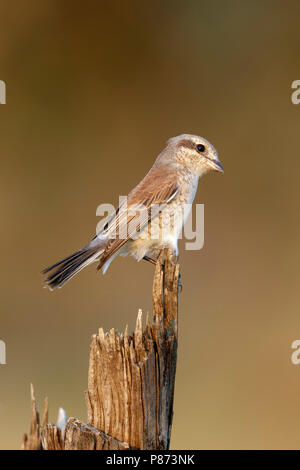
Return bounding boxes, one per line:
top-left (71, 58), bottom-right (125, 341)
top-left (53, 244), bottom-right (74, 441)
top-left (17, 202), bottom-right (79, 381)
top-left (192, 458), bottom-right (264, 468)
top-left (42, 134), bottom-right (223, 289)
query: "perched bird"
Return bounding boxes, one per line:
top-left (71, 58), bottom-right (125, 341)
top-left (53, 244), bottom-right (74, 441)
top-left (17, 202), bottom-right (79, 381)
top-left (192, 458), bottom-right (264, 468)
top-left (43, 134), bottom-right (223, 289)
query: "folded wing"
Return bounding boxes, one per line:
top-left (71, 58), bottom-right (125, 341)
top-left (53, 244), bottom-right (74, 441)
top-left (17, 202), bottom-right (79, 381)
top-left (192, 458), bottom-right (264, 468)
top-left (97, 167), bottom-right (179, 270)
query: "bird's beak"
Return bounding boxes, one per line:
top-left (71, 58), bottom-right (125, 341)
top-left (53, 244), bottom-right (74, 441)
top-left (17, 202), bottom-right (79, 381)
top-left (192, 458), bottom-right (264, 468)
top-left (207, 158), bottom-right (224, 173)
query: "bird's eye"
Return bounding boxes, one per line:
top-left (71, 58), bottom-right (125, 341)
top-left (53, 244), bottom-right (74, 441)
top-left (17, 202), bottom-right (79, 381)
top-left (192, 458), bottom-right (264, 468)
top-left (197, 144), bottom-right (205, 153)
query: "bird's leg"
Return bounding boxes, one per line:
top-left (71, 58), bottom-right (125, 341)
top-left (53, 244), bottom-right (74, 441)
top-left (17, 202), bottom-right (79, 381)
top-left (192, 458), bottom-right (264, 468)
top-left (143, 255), bottom-right (157, 266)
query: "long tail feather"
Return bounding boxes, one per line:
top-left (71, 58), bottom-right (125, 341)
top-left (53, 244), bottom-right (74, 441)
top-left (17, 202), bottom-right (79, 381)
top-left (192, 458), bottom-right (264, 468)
top-left (42, 244), bottom-right (104, 289)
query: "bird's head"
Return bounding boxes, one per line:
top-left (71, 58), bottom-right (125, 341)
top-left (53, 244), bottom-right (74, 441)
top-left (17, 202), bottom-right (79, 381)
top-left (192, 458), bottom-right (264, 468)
top-left (166, 134), bottom-right (224, 177)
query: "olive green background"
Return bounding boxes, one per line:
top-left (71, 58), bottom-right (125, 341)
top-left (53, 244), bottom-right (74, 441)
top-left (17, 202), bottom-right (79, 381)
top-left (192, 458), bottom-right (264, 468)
top-left (0, 0), bottom-right (299, 449)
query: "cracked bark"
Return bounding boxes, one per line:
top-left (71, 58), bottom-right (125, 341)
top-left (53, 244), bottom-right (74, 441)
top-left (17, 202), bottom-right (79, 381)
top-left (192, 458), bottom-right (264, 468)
top-left (22, 249), bottom-right (179, 450)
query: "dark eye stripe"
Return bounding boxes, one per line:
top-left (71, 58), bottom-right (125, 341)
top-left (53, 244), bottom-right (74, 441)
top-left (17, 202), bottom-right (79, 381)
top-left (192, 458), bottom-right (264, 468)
top-left (178, 139), bottom-right (204, 150)
top-left (178, 139), bottom-right (195, 150)
top-left (178, 139), bottom-right (207, 153)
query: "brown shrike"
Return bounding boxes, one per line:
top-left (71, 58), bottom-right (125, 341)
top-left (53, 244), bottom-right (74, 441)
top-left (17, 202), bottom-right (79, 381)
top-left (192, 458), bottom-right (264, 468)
top-left (43, 134), bottom-right (223, 289)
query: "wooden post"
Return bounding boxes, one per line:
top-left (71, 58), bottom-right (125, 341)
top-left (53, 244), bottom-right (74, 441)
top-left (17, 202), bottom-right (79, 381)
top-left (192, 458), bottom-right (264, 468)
top-left (22, 249), bottom-right (180, 450)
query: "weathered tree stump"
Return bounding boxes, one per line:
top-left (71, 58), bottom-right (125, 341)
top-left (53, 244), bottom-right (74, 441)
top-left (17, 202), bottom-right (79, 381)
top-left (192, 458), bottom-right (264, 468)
top-left (22, 249), bottom-right (179, 450)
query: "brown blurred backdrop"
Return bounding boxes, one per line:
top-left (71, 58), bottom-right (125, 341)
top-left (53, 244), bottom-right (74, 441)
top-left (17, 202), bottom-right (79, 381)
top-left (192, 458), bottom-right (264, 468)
top-left (0, 0), bottom-right (300, 449)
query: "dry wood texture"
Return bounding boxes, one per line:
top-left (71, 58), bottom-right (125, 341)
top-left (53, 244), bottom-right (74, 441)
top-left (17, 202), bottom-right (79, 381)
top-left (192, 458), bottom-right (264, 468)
top-left (22, 249), bottom-right (180, 450)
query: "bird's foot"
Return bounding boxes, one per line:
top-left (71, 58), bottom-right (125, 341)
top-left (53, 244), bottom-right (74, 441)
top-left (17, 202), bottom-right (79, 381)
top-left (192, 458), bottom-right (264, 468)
top-left (143, 256), bottom-right (157, 266)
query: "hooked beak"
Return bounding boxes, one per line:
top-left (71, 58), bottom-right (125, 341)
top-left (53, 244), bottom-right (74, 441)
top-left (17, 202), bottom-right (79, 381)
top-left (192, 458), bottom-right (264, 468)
top-left (207, 158), bottom-right (224, 173)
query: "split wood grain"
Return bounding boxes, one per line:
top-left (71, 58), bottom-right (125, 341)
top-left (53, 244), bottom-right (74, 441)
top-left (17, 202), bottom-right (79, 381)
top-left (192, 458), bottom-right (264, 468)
top-left (22, 249), bottom-right (180, 450)
top-left (85, 249), bottom-right (179, 449)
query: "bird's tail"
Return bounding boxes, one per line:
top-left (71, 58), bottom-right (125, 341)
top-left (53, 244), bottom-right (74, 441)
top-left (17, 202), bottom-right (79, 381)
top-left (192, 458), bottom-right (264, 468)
top-left (42, 241), bottom-right (104, 290)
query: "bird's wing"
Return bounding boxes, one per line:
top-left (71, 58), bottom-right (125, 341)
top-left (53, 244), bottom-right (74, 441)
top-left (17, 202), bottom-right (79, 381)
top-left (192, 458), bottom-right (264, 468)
top-left (97, 167), bottom-right (180, 269)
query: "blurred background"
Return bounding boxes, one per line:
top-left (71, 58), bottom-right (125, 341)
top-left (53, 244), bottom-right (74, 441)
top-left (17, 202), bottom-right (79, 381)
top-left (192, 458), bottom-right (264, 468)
top-left (0, 0), bottom-right (299, 450)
